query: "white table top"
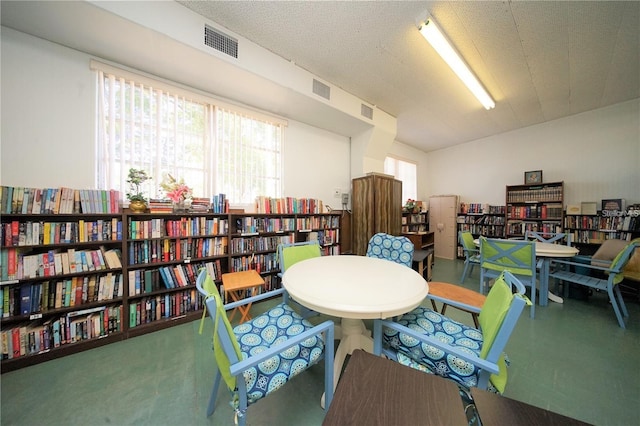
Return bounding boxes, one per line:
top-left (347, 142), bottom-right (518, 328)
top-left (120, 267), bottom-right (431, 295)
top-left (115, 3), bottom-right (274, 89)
top-left (282, 255), bottom-right (428, 319)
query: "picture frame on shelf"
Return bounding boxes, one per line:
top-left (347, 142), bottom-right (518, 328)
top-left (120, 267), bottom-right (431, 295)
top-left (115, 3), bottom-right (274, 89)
top-left (524, 170), bottom-right (543, 184)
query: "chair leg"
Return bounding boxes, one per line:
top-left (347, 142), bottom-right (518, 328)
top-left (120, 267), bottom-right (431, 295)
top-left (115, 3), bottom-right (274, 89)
top-left (528, 279), bottom-right (536, 319)
top-left (460, 261), bottom-right (470, 283)
top-left (207, 370), bottom-right (222, 417)
top-left (609, 286), bottom-right (628, 328)
top-left (430, 299), bottom-right (438, 311)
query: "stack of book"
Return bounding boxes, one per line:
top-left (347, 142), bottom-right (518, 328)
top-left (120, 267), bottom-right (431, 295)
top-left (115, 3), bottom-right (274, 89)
top-left (148, 199), bottom-right (172, 214)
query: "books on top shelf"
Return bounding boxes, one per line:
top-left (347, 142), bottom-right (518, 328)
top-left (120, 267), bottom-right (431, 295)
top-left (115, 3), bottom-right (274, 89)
top-left (255, 196), bottom-right (324, 214)
top-left (0, 186), bottom-right (121, 215)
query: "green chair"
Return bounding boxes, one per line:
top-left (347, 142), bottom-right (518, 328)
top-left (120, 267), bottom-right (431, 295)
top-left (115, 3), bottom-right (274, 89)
top-left (374, 271), bottom-right (530, 398)
top-left (196, 268), bottom-right (335, 425)
top-left (549, 239), bottom-right (639, 328)
top-left (277, 240), bottom-right (322, 317)
top-left (459, 230), bottom-right (481, 283)
top-left (479, 237), bottom-right (537, 318)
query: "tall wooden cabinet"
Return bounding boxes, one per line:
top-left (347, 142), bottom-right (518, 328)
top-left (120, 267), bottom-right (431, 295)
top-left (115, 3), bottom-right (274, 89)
top-left (351, 173), bottom-right (402, 256)
top-left (429, 195), bottom-right (459, 260)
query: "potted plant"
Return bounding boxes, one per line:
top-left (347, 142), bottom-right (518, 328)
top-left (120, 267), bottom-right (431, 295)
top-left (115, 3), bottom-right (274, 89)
top-left (160, 173), bottom-right (192, 213)
top-left (126, 168), bottom-right (151, 213)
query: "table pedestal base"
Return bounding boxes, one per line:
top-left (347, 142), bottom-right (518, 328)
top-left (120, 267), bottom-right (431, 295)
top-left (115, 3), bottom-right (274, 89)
top-left (321, 318), bottom-right (373, 409)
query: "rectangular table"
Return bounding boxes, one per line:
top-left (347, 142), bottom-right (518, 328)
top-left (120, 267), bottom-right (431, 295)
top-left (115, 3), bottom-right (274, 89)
top-left (322, 350), bottom-right (468, 425)
top-left (470, 388), bottom-right (592, 425)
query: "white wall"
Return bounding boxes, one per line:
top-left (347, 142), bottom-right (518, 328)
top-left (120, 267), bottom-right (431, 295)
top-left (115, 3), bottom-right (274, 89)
top-left (0, 27), bottom-right (352, 208)
top-left (425, 99), bottom-right (640, 208)
top-left (2, 26), bottom-right (638, 213)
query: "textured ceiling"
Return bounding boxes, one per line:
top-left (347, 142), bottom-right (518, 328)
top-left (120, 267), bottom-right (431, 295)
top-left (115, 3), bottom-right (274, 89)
top-left (177, 0), bottom-right (640, 152)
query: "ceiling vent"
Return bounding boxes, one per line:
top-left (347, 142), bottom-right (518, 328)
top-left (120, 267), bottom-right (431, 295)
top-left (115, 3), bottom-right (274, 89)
top-left (361, 104), bottom-right (373, 120)
top-left (204, 24), bottom-right (238, 59)
top-left (312, 79), bottom-right (331, 100)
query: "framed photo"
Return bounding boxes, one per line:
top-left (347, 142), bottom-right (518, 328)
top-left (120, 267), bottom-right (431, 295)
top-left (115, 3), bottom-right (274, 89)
top-left (524, 170), bottom-right (543, 184)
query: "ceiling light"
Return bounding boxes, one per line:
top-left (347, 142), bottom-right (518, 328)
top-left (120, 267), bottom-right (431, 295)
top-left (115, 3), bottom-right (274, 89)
top-left (418, 17), bottom-right (495, 110)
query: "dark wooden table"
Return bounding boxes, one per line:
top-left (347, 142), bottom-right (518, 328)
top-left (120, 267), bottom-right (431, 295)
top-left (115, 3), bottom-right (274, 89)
top-left (471, 388), bottom-right (592, 425)
top-left (322, 349), bottom-right (468, 426)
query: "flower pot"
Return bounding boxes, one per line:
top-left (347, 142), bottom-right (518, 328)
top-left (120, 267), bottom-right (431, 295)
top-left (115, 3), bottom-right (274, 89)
top-left (172, 200), bottom-right (189, 213)
top-left (129, 199), bottom-right (147, 213)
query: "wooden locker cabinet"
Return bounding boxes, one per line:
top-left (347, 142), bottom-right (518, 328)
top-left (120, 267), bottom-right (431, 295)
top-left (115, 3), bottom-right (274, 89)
top-left (429, 195), bottom-right (459, 260)
top-left (351, 173), bottom-right (402, 256)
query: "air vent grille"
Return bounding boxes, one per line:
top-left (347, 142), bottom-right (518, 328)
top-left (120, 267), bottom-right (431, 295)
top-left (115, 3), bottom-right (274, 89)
top-left (361, 104), bottom-right (373, 120)
top-left (204, 24), bottom-right (238, 58)
top-left (312, 79), bottom-right (331, 100)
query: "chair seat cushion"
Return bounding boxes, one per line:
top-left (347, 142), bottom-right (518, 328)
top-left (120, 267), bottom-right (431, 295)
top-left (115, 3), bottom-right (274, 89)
top-left (233, 303), bottom-right (325, 405)
top-left (382, 305), bottom-right (505, 393)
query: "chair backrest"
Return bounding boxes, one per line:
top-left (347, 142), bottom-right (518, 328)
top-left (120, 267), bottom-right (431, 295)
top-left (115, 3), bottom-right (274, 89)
top-left (477, 271), bottom-right (530, 392)
top-left (608, 239), bottom-right (640, 285)
top-left (196, 268), bottom-right (242, 392)
top-left (459, 231), bottom-right (478, 255)
top-left (525, 230), bottom-right (572, 246)
top-left (480, 237), bottom-right (536, 277)
top-left (277, 240), bottom-right (322, 275)
top-left (366, 232), bottom-right (414, 267)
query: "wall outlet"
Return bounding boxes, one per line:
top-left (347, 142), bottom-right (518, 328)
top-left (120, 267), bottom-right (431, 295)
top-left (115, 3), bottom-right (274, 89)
top-left (341, 193), bottom-right (349, 204)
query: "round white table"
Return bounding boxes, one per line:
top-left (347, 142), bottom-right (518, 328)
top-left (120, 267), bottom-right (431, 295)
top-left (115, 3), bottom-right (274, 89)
top-left (282, 255), bottom-right (428, 405)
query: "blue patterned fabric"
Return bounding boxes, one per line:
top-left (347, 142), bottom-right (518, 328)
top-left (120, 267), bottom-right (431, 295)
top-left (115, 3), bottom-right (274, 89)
top-left (366, 233), bottom-right (414, 267)
top-left (233, 303), bottom-right (325, 405)
top-left (382, 305), bottom-right (502, 393)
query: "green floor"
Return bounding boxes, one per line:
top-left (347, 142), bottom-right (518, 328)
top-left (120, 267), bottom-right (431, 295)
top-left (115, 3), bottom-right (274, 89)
top-left (2, 258), bottom-right (639, 426)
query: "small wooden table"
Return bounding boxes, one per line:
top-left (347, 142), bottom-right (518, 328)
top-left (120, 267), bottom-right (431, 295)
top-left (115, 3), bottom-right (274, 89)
top-left (221, 270), bottom-right (265, 322)
top-left (429, 281), bottom-right (486, 328)
top-left (322, 350), bottom-right (468, 425)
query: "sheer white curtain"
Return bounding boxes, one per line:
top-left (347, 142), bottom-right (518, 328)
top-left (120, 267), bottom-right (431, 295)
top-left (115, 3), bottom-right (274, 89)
top-left (94, 61), bottom-right (285, 203)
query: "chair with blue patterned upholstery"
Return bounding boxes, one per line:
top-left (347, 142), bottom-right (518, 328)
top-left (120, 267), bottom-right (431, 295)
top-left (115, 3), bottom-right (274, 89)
top-left (366, 232), bottom-right (414, 268)
top-left (373, 271), bottom-right (530, 400)
top-left (196, 268), bottom-right (335, 425)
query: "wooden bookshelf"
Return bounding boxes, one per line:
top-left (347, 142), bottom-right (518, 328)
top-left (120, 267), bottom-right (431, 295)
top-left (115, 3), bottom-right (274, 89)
top-left (1, 204), bottom-right (343, 372)
top-left (505, 182), bottom-right (564, 239)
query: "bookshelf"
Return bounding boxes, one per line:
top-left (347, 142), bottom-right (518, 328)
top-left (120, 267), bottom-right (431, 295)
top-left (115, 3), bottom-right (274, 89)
top-left (565, 206), bottom-right (640, 255)
top-left (402, 212), bottom-right (428, 233)
top-left (0, 195), bottom-right (343, 372)
top-left (505, 182), bottom-right (564, 239)
top-left (0, 212), bottom-right (125, 371)
top-left (456, 204), bottom-right (506, 258)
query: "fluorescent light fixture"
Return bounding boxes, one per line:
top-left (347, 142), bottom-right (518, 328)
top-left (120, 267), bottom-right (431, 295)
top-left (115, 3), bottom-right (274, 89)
top-left (418, 17), bottom-right (495, 110)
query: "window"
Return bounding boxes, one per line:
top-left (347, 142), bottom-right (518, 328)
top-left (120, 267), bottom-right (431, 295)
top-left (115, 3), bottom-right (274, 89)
top-left (94, 61), bottom-right (284, 204)
top-left (384, 157), bottom-right (417, 203)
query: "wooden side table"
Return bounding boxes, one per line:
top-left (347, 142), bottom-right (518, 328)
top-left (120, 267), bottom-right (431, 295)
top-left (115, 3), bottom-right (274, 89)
top-left (428, 281), bottom-right (486, 328)
top-left (221, 270), bottom-right (265, 322)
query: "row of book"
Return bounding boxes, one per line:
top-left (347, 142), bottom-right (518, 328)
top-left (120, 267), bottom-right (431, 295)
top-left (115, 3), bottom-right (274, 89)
top-left (458, 224), bottom-right (505, 238)
top-left (128, 216), bottom-right (229, 240)
top-left (564, 214), bottom-right (640, 232)
top-left (129, 290), bottom-right (202, 328)
top-left (128, 260), bottom-right (223, 296)
top-left (1, 305), bottom-right (123, 360)
top-left (1, 273), bottom-right (123, 318)
top-left (508, 204), bottom-right (563, 220)
top-left (507, 186), bottom-right (563, 203)
top-left (458, 214), bottom-right (506, 225)
top-left (235, 217), bottom-right (296, 234)
top-left (506, 221), bottom-right (562, 236)
top-left (230, 253), bottom-right (279, 274)
top-left (127, 238), bottom-right (228, 265)
top-left (459, 204), bottom-right (506, 215)
top-left (2, 218), bottom-right (122, 247)
top-left (566, 230), bottom-right (638, 244)
top-left (305, 230), bottom-right (339, 246)
top-left (2, 247), bottom-right (122, 281)
top-left (255, 196), bottom-right (325, 214)
top-left (1, 186), bottom-right (121, 215)
top-left (295, 215), bottom-right (341, 230)
top-left (229, 234), bottom-right (295, 255)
